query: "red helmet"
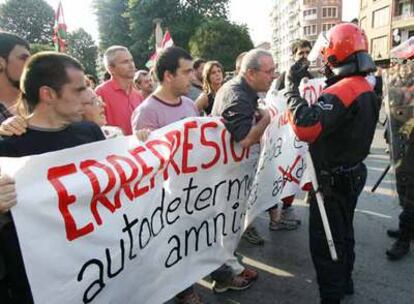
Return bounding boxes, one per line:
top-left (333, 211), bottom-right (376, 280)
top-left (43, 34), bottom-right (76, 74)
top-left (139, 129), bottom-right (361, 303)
top-left (322, 23), bottom-right (369, 66)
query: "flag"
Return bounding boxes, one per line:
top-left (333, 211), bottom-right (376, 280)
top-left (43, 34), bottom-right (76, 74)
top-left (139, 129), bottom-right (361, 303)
top-left (145, 52), bottom-right (158, 69)
top-left (145, 31), bottom-right (174, 68)
top-left (53, 1), bottom-right (68, 52)
top-left (160, 30), bottom-right (174, 49)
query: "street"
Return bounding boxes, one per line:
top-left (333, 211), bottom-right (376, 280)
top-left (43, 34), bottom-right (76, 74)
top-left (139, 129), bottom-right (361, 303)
top-left (194, 124), bottom-right (414, 304)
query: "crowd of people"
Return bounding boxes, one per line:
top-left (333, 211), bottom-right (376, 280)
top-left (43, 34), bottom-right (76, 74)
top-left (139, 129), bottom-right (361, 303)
top-left (0, 21), bottom-right (411, 304)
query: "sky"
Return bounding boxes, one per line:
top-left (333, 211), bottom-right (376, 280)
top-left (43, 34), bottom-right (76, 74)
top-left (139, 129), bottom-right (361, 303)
top-left (0, 0), bottom-right (360, 45)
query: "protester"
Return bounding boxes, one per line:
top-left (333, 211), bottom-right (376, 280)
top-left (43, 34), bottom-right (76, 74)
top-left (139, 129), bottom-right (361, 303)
top-left (96, 45), bottom-right (143, 135)
top-left (267, 40), bottom-right (313, 231)
top-left (85, 74), bottom-right (98, 89)
top-left (134, 69), bottom-right (154, 100)
top-left (274, 39), bottom-right (312, 92)
top-left (234, 52), bottom-right (247, 76)
top-left (195, 60), bottom-right (224, 115)
top-left (187, 58), bottom-right (205, 101)
top-left (83, 88), bottom-right (124, 138)
top-left (0, 52), bottom-right (106, 304)
top-left (284, 23), bottom-right (379, 303)
top-left (131, 46), bottom-right (202, 304)
top-left (0, 32), bottom-right (30, 124)
top-left (209, 51), bottom-right (266, 245)
top-left (210, 49), bottom-right (275, 292)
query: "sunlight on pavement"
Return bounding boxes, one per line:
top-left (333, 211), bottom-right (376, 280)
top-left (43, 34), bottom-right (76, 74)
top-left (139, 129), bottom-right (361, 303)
top-left (242, 256), bottom-right (295, 277)
top-left (355, 209), bottom-right (392, 219)
top-left (363, 186), bottom-right (396, 197)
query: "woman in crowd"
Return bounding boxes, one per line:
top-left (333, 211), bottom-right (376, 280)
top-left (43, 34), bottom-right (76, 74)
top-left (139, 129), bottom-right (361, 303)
top-left (82, 88), bottom-right (123, 138)
top-left (195, 60), bottom-right (224, 115)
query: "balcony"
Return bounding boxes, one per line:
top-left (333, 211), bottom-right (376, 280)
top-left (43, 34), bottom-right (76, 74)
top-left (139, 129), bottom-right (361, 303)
top-left (394, 10), bottom-right (414, 21)
top-left (393, 10), bottom-right (414, 28)
top-left (303, 14), bottom-right (317, 21)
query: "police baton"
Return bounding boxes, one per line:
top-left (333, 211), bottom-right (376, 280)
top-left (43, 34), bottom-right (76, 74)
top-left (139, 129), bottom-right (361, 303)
top-left (306, 152), bottom-right (338, 261)
top-left (371, 164), bottom-right (390, 193)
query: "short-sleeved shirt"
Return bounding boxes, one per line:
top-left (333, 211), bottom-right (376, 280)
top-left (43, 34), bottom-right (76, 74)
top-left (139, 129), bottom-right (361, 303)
top-left (212, 76), bottom-right (259, 142)
top-left (96, 78), bottom-right (144, 135)
top-left (131, 95), bottom-right (199, 131)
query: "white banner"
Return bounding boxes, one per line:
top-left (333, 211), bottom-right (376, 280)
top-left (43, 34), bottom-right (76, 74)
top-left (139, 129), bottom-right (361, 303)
top-left (1, 97), bottom-right (316, 304)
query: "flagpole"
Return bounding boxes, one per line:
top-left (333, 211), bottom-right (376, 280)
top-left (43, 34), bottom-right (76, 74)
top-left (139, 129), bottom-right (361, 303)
top-left (306, 152), bottom-right (338, 261)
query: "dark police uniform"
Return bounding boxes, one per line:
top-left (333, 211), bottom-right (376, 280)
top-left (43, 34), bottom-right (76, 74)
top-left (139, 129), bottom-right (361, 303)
top-left (285, 75), bottom-right (380, 301)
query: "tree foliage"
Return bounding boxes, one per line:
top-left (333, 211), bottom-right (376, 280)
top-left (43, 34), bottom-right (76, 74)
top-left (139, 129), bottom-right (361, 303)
top-left (67, 28), bottom-right (98, 76)
top-left (93, 0), bottom-right (132, 51)
top-left (127, 0), bottom-right (230, 67)
top-left (189, 19), bottom-right (254, 71)
top-left (0, 0), bottom-right (54, 45)
top-left (29, 44), bottom-right (54, 54)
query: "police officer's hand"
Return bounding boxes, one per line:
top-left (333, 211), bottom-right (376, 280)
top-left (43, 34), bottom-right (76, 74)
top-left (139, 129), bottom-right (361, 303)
top-left (0, 170), bottom-right (17, 214)
top-left (285, 58), bottom-right (310, 93)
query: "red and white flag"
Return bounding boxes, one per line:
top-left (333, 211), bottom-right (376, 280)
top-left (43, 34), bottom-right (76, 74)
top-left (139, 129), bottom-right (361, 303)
top-left (160, 30), bottom-right (174, 49)
top-left (53, 1), bottom-right (68, 52)
top-left (146, 31), bottom-right (174, 68)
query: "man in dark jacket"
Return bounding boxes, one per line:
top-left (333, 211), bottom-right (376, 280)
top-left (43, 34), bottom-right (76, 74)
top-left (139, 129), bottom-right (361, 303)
top-left (284, 23), bottom-right (380, 304)
top-left (274, 39), bottom-right (313, 92)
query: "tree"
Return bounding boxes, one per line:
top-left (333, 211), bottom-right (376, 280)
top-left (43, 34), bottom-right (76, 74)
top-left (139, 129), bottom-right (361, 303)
top-left (0, 0), bottom-right (54, 45)
top-left (189, 19), bottom-right (254, 71)
top-left (127, 0), bottom-right (230, 67)
top-left (30, 44), bottom-right (54, 54)
top-left (67, 28), bottom-right (98, 76)
top-left (93, 0), bottom-right (132, 51)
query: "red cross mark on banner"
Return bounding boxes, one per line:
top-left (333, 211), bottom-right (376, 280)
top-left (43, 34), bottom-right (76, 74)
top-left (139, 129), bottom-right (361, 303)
top-left (278, 155), bottom-right (302, 186)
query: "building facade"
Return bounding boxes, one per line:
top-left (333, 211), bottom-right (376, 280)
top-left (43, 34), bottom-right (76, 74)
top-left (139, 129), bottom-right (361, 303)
top-left (359, 0), bottom-right (414, 61)
top-left (271, 0), bottom-right (342, 71)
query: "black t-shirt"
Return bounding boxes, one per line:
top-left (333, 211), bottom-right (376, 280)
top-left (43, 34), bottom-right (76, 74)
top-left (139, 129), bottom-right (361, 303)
top-left (0, 121), bottom-right (105, 157)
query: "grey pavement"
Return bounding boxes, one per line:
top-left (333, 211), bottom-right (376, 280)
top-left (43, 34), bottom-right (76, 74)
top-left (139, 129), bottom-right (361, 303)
top-left (193, 124), bottom-right (414, 304)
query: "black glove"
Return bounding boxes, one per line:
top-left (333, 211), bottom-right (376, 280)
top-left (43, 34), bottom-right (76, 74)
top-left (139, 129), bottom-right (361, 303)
top-left (285, 58), bottom-right (310, 93)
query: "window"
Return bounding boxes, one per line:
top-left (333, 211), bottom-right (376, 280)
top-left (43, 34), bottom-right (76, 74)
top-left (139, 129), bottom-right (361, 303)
top-left (372, 6), bottom-right (389, 28)
top-left (303, 25), bottom-right (317, 36)
top-left (371, 36), bottom-right (388, 59)
top-left (303, 0), bottom-right (317, 5)
top-left (360, 17), bottom-right (368, 30)
top-left (322, 23), bottom-right (336, 32)
top-left (303, 8), bottom-right (317, 20)
top-left (322, 6), bottom-right (338, 18)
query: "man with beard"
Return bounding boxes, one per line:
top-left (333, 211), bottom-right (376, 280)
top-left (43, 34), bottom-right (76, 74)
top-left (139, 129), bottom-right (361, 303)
top-left (186, 58), bottom-right (205, 101)
top-left (0, 32), bottom-right (30, 128)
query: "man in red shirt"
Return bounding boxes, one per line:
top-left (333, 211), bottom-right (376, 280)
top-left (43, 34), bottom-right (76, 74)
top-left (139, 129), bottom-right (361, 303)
top-left (96, 46), bottom-right (143, 135)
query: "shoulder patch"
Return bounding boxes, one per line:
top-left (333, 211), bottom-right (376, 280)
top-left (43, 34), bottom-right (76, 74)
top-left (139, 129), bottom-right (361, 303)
top-left (322, 76), bottom-right (373, 108)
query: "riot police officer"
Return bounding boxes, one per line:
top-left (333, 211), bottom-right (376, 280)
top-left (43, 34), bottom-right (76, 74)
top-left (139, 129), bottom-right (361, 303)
top-left (284, 23), bottom-right (380, 304)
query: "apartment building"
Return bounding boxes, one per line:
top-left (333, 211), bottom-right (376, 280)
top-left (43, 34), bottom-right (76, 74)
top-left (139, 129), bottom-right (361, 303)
top-left (271, 0), bottom-right (342, 71)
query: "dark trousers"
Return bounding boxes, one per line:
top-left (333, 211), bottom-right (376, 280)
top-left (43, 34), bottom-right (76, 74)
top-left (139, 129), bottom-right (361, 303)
top-left (309, 163), bottom-right (367, 300)
top-left (396, 171), bottom-right (414, 241)
top-left (0, 222), bottom-right (33, 304)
